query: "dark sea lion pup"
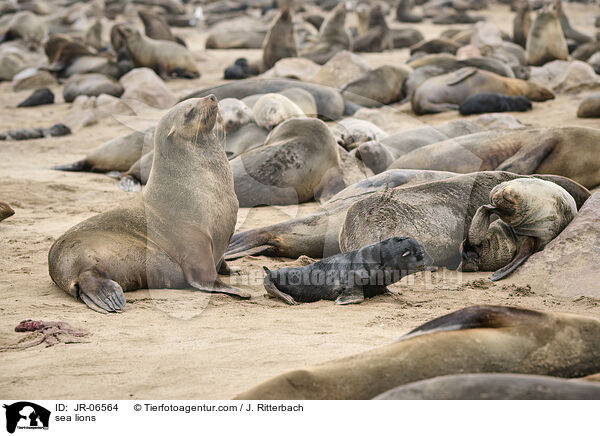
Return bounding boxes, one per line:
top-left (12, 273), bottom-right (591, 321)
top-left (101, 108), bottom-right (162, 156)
top-left (263, 237), bottom-right (425, 305)
top-left (459, 93), bottom-right (532, 115)
top-left (48, 95), bottom-right (248, 313)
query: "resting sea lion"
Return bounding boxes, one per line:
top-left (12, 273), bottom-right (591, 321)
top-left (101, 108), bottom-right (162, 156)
top-left (0, 123), bottom-right (70, 141)
top-left (340, 172), bottom-right (589, 269)
top-left (235, 305), bottom-right (600, 399)
top-left (225, 170), bottom-right (458, 260)
top-left (412, 67), bottom-right (554, 114)
top-left (262, 8), bottom-right (297, 71)
top-left (0, 202), bottom-right (15, 222)
top-left (116, 25), bottom-right (199, 79)
top-left (252, 93), bottom-right (305, 130)
top-left (460, 178), bottom-right (578, 280)
top-left (17, 88), bottom-right (54, 107)
top-left (219, 98), bottom-right (253, 132)
top-left (263, 237), bottom-right (425, 305)
top-left (395, 0), bottom-right (423, 23)
top-left (342, 65), bottom-right (410, 107)
top-left (526, 1), bottom-right (568, 66)
top-left (577, 93), bottom-right (600, 118)
top-left (0, 11), bottom-right (47, 48)
top-left (459, 92), bottom-right (532, 115)
top-left (48, 96), bottom-right (248, 313)
top-left (389, 127), bottom-right (600, 189)
top-left (375, 373), bottom-right (600, 400)
top-left (181, 78), bottom-right (345, 121)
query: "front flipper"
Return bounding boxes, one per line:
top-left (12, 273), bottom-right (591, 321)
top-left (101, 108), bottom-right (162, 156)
top-left (218, 259), bottom-right (241, 275)
top-left (335, 287), bottom-right (365, 305)
top-left (490, 236), bottom-right (535, 281)
top-left (495, 137), bottom-right (557, 174)
top-left (119, 175), bottom-right (142, 192)
top-left (71, 268), bottom-right (126, 314)
top-left (182, 241), bottom-right (250, 299)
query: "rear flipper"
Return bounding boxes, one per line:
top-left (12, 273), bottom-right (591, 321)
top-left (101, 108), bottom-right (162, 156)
top-left (490, 236), bottom-right (536, 281)
top-left (189, 279), bottom-right (250, 299)
top-left (218, 259), bottom-right (241, 275)
top-left (335, 286), bottom-right (365, 305)
top-left (119, 175), bottom-right (142, 192)
top-left (51, 160), bottom-right (90, 172)
top-left (224, 229), bottom-right (274, 260)
top-left (70, 268), bottom-right (126, 314)
top-left (263, 267), bottom-right (298, 305)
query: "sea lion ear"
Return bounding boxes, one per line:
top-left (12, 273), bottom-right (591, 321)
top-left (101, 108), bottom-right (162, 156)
top-left (167, 123), bottom-right (177, 139)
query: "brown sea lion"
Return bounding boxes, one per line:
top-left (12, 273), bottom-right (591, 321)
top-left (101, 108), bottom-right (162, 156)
top-left (48, 96), bottom-right (247, 314)
top-left (353, 4), bottom-right (393, 53)
top-left (395, 0), bottom-right (423, 23)
top-left (235, 305), bottom-right (600, 399)
top-left (115, 25), bottom-right (199, 79)
top-left (262, 8), bottom-right (297, 71)
top-left (0, 202), bottom-right (15, 222)
top-left (526, 0), bottom-right (568, 66)
top-left (138, 10), bottom-right (186, 46)
top-left (577, 93), bottom-right (600, 118)
top-left (389, 127), bottom-right (600, 189)
top-left (411, 67), bottom-right (554, 114)
top-left (513, 1), bottom-right (531, 48)
top-left (300, 3), bottom-right (351, 65)
top-left (460, 178), bottom-right (579, 280)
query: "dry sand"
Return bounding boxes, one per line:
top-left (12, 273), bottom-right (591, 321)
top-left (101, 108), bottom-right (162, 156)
top-left (1, 3), bottom-right (600, 399)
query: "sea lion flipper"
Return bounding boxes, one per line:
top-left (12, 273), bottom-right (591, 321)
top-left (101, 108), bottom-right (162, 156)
top-left (335, 287), bottom-right (365, 305)
top-left (224, 245), bottom-right (272, 260)
top-left (119, 175), bottom-right (142, 192)
top-left (445, 67), bottom-right (478, 86)
top-left (217, 260), bottom-right (240, 275)
top-left (189, 279), bottom-right (251, 299)
top-left (496, 137), bottom-right (557, 174)
top-left (73, 271), bottom-right (125, 314)
top-left (263, 273), bottom-right (298, 305)
top-left (490, 236), bottom-right (536, 281)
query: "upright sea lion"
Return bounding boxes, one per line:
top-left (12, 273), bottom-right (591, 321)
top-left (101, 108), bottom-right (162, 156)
top-left (340, 172), bottom-right (589, 269)
top-left (375, 373), bottom-right (600, 400)
top-left (235, 305), bottom-right (600, 399)
top-left (116, 25), bottom-right (199, 79)
top-left (0, 10), bottom-right (47, 48)
top-left (262, 8), bottom-right (297, 71)
top-left (300, 3), bottom-right (351, 65)
top-left (460, 178), bottom-right (578, 280)
top-left (555, 0), bottom-right (592, 45)
top-left (225, 170), bottom-right (458, 260)
top-left (353, 4), bottom-right (393, 53)
top-left (389, 127), bottom-right (600, 189)
top-left (85, 19), bottom-right (105, 51)
top-left (0, 202), bottom-right (15, 222)
top-left (513, 1), bottom-right (532, 48)
top-left (459, 92), bottom-right (532, 114)
top-left (263, 237), bottom-right (425, 305)
top-left (48, 96), bottom-right (248, 314)
top-left (181, 78), bottom-right (345, 121)
top-left (526, 1), bottom-right (568, 66)
top-left (138, 10), bottom-right (186, 46)
top-left (412, 67), bottom-right (554, 114)
top-left (577, 93), bottom-right (600, 118)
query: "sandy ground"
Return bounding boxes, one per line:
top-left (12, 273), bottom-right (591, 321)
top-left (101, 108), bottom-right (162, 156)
top-left (1, 3), bottom-right (600, 400)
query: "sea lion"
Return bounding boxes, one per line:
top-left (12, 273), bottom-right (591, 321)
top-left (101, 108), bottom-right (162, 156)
top-left (252, 93), bottom-right (305, 130)
top-left (138, 10), bottom-right (186, 46)
top-left (333, 118), bottom-right (388, 150)
top-left (395, 0), bottom-right (423, 23)
top-left (62, 73), bottom-right (123, 103)
top-left (230, 117), bottom-right (340, 207)
top-left (48, 96), bottom-right (248, 314)
top-left (340, 172), bottom-right (589, 269)
top-left (225, 170), bottom-right (458, 260)
top-left (412, 67), bottom-right (554, 114)
top-left (0, 202), bottom-right (15, 222)
top-left (181, 78), bottom-right (345, 121)
top-left (577, 93), bottom-right (600, 118)
top-left (115, 25), bottom-right (199, 79)
top-left (389, 127), bottom-right (600, 189)
top-left (0, 10), bottom-right (47, 48)
top-left (219, 98), bottom-right (253, 132)
top-left (300, 3), bottom-right (351, 65)
top-left (341, 65), bottom-right (411, 107)
top-left (52, 127), bottom-right (155, 173)
top-left (263, 237), bottom-right (425, 305)
top-left (459, 92), bottom-right (532, 115)
top-left (410, 38), bottom-right (462, 55)
top-left (353, 4), bottom-right (393, 53)
top-left (556, 0), bottom-right (592, 45)
top-left (44, 34), bottom-right (116, 78)
top-left (375, 373), bottom-right (600, 400)
top-left (460, 178), bottom-right (578, 280)
top-left (262, 8), bottom-right (297, 71)
top-left (17, 88), bottom-right (54, 107)
top-left (235, 305), bottom-right (600, 399)
top-left (526, 1), bottom-right (568, 66)
top-left (0, 123), bottom-right (70, 141)
top-left (513, 2), bottom-right (531, 49)
top-left (85, 18), bottom-right (105, 51)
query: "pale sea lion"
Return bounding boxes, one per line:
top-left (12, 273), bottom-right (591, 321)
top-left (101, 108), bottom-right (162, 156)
top-left (0, 10), bottom-right (47, 48)
top-left (63, 73), bottom-right (124, 103)
top-left (460, 178), bottom-right (579, 280)
top-left (333, 118), bottom-right (388, 150)
top-left (181, 78), bottom-right (344, 121)
top-left (262, 8), bottom-right (297, 71)
top-left (225, 170), bottom-right (458, 260)
top-left (0, 202), bottom-right (15, 222)
top-left (389, 127), bottom-right (600, 189)
top-left (235, 305), bottom-right (600, 399)
top-left (340, 172), bottom-right (589, 269)
top-left (252, 93), bottom-right (305, 130)
top-left (53, 127), bottom-right (155, 173)
top-left (375, 373), bottom-right (600, 400)
top-left (526, 1), bottom-right (568, 66)
top-left (263, 237), bottom-right (425, 305)
top-left (219, 98), bottom-right (253, 132)
top-left (115, 25), bottom-right (199, 79)
top-left (300, 3), bottom-right (351, 65)
top-left (577, 93), bottom-right (600, 118)
top-left (48, 96), bottom-right (248, 313)
top-left (412, 67), bottom-right (554, 114)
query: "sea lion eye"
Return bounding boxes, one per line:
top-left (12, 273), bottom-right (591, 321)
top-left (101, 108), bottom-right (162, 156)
top-left (185, 108), bottom-right (195, 123)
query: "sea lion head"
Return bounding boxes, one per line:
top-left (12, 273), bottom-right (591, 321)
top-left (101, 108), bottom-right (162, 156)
top-left (379, 236), bottom-right (427, 272)
top-left (156, 95), bottom-right (220, 145)
top-left (115, 24), bottom-right (143, 44)
top-left (460, 221), bottom-right (518, 272)
top-left (524, 81), bottom-right (555, 101)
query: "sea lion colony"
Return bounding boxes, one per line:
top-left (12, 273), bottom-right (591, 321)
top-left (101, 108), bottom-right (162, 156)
top-left (1, 0), bottom-right (600, 400)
